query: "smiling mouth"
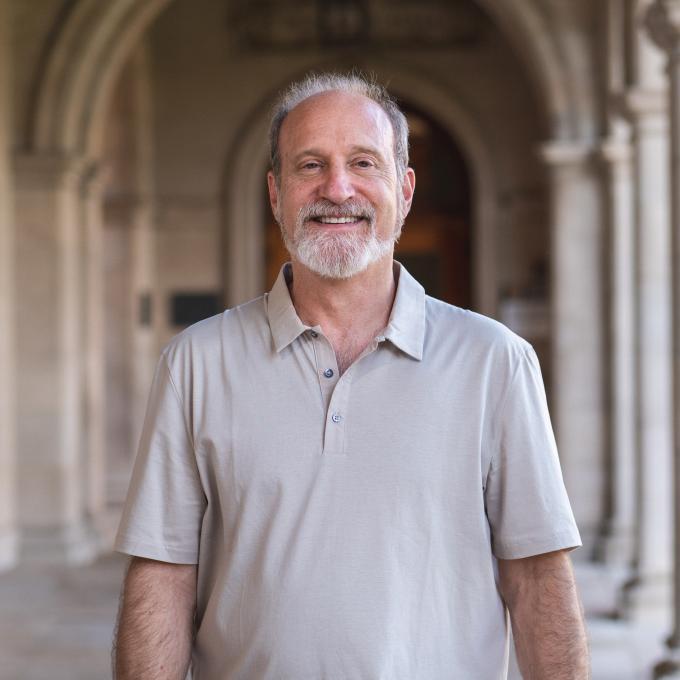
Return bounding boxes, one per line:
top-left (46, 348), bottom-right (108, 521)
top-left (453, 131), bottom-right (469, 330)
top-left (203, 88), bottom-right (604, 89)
top-left (314, 216), bottom-right (365, 225)
top-left (298, 200), bottom-right (375, 229)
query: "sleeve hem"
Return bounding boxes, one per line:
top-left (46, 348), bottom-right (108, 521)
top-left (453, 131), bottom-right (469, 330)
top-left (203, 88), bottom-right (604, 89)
top-left (114, 536), bottom-right (199, 565)
top-left (493, 530), bottom-right (582, 560)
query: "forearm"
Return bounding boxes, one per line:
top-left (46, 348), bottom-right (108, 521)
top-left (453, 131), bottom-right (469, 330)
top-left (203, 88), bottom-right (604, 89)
top-left (500, 551), bottom-right (590, 679)
top-left (113, 557), bottom-right (197, 680)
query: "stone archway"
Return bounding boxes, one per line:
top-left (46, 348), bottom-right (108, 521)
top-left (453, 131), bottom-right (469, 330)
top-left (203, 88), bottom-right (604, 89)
top-left (14, 0), bottom-right (598, 565)
top-left (476, 0), bottom-right (595, 140)
top-left (26, 0), bottom-right (591, 157)
top-left (28, 0), bottom-right (172, 154)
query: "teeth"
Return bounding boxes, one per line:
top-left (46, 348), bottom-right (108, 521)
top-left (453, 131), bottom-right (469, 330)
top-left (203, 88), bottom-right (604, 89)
top-left (317, 216), bottom-right (359, 224)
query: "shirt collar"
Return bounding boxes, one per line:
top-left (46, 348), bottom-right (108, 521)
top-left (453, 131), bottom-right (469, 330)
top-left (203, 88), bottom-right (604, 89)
top-left (383, 261), bottom-right (426, 361)
top-left (266, 263), bottom-right (310, 353)
top-left (266, 261), bottom-right (426, 361)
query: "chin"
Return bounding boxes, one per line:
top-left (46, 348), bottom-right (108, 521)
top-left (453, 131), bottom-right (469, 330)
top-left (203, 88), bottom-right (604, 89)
top-left (295, 241), bottom-right (393, 280)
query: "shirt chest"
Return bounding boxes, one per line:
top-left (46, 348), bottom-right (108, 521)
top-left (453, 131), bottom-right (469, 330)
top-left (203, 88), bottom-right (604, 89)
top-left (193, 339), bottom-right (491, 517)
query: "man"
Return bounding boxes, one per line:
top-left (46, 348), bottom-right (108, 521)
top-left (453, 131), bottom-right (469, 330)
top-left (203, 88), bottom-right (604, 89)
top-left (113, 73), bottom-right (589, 679)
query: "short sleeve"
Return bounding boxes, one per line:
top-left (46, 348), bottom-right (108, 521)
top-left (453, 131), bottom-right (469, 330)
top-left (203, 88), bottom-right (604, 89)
top-left (484, 346), bottom-right (581, 559)
top-left (114, 352), bottom-right (206, 564)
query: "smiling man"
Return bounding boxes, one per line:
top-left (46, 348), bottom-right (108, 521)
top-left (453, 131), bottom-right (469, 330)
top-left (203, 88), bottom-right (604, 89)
top-left (113, 73), bottom-right (589, 680)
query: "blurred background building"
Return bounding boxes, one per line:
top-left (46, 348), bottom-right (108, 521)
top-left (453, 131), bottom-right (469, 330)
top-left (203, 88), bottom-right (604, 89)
top-left (1, 0), bottom-right (680, 678)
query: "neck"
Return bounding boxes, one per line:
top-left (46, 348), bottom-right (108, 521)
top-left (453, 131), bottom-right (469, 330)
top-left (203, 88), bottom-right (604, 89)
top-left (289, 256), bottom-right (397, 365)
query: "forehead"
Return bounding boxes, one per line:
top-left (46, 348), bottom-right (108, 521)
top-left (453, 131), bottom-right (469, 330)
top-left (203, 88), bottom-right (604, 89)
top-left (278, 90), bottom-right (394, 158)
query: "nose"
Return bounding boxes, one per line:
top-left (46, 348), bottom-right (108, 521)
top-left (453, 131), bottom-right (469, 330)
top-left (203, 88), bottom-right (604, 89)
top-left (319, 163), bottom-right (355, 204)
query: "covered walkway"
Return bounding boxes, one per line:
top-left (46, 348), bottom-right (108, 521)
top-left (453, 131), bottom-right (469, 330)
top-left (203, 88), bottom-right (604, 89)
top-left (0, 556), bottom-right (668, 680)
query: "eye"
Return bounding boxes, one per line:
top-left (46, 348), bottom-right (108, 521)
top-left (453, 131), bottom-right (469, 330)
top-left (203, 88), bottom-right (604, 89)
top-left (301, 160), bottom-right (322, 170)
top-left (353, 158), bottom-right (375, 169)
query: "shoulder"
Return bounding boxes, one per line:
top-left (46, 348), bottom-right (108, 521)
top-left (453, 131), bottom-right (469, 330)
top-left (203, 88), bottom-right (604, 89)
top-left (162, 294), bottom-right (268, 370)
top-left (424, 295), bottom-right (532, 364)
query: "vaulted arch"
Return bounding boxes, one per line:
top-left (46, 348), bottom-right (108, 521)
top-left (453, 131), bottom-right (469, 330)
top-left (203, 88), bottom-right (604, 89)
top-left (477, 0), bottom-right (595, 139)
top-left (26, 0), bottom-right (593, 157)
top-left (28, 0), bottom-right (171, 153)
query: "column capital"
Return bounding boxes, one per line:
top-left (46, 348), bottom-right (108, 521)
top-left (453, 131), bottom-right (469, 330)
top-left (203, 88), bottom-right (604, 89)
top-left (614, 87), bottom-right (668, 118)
top-left (599, 137), bottom-right (633, 165)
top-left (598, 117), bottom-right (633, 164)
top-left (646, 0), bottom-right (680, 53)
top-left (538, 140), bottom-right (593, 167)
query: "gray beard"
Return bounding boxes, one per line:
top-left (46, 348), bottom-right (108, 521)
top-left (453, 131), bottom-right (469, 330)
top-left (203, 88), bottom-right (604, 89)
top-left (279, 199), bottom-right (401, 280)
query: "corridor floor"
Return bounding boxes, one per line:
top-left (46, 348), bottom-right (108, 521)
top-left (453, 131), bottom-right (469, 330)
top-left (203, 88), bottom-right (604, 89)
top-left (0, 553), bottom-right (669, 680)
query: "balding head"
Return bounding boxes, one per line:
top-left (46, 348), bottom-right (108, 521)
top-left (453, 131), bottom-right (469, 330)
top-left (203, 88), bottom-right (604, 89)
top-left (269, 72), bottom-right (409, 187)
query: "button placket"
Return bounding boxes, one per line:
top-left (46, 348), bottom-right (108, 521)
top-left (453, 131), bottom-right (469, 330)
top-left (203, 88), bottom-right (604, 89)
top-left (307, 330), bottom-right (380, 457)
top-left (320, 341), bottom-right (384, 456)
top-left (306, 329), bottom-right (339, 417)
top-left (323, 371), bottom-right (352, 456)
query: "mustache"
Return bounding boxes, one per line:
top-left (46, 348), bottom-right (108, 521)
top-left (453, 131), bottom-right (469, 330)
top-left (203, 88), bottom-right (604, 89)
top-left (297, 200), bottom-right (376, 223)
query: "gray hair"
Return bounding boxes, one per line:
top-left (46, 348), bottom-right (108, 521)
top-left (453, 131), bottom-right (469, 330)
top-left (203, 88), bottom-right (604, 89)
top-left (269, 72), bottom-right (409, 185)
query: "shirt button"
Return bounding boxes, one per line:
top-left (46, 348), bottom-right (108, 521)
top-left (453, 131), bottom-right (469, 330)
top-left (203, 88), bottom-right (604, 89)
top-left (310, 330), bottom-right (319, 338)
top-left (331, 413), bottom-right (342, 423)
top-left (323, 368), bottom-right (334, 378)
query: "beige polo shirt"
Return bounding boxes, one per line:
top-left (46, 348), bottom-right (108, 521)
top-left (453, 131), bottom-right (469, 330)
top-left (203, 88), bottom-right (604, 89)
top-left (115, 262), bottom-right (581, 680)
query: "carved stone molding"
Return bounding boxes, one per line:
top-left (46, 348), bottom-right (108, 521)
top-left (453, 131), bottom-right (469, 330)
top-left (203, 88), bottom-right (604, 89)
top-left (227, 0), bottom-right (489, 52)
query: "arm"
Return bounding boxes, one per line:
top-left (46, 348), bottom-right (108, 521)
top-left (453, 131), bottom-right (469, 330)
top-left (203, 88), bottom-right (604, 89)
top-left (113, 556), bottom-right (197, 680)
top-left (498, 549), bottom-right (590, 680)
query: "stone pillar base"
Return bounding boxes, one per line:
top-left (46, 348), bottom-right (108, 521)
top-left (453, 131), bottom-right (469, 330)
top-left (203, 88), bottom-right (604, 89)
top-left (19, 522), bottom-right (101, 565)
top-left (574, 561), bottom-right (630, 619)
top-left (621, 574), bottom-right (673, 627)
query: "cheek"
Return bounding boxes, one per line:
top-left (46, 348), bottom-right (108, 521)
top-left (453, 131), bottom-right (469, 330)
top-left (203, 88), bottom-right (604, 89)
top-left (280, 185), bottom-right (308, 215)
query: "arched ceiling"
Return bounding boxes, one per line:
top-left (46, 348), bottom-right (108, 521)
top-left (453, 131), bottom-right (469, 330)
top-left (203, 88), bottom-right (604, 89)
top-left (26, 0), bottom-right (594, 155)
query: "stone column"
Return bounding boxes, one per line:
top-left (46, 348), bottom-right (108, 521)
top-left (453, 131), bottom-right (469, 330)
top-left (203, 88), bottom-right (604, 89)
top-left (104, 45), bottom-right (158, 516)
top-left (540, 142), bottom-right (606, 556)
top-left (128, 46), bottom-right (159, 467)
top-left (646, 1), bottom-right (680, 674)
top-left (593, 0), bottom-right (637, 567)
top-left (81, 168), bottom-right (108, 548)
top-left (14, 153), bottom-right (96, 563)
top-left (622, 29), bottom-right (674, 623)
top-left (597, 125), bottom-right (637, 567)
top-left (0, 0), bottom-right (17, 571)
top-left (103, 193), bottom-right (157, 512)
top-left (128, 196), bottom-right (157, 452)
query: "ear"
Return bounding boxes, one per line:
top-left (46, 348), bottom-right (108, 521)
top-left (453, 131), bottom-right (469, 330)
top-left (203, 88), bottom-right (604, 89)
top-left (401, 167), bottom-right (416, 215)
top-left (267, 171), bottom-right (280, 220)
